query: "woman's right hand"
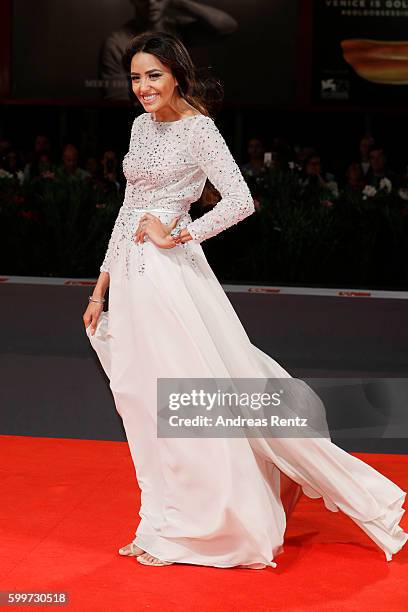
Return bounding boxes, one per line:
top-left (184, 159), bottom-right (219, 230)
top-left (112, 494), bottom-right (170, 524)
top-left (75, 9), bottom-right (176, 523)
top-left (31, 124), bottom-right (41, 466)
top-left (83, 301), bottom-right (104, 336)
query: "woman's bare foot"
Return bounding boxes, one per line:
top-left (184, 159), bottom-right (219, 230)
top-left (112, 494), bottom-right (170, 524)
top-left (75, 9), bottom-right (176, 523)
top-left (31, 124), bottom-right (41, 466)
top-left (137, 552), bottom-right (173, 566)
top-left (118, 542), bottom-right (145, 557)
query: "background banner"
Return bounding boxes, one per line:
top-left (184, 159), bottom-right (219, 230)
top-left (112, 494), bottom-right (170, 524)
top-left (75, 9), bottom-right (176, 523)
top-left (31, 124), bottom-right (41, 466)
top-left (11, 0), bottom-right (298, 105)
top-left (313, 0), bottom-right (408, 104)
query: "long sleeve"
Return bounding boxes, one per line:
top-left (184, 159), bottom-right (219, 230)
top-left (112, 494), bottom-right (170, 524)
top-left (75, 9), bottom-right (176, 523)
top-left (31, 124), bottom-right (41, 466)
top-left (99, 213), bottom-right (121, 274)
top-left (99, 118), bottom-right (140, 273)
top-left (185, 117), bottom-right (255, 243)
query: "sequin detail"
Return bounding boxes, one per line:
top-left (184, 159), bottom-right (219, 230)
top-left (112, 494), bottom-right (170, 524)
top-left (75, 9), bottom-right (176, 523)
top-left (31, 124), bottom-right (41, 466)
top-left (100, 207), bottom-right (197, 278)
top-left (100, 112), bottom-right (255, 276)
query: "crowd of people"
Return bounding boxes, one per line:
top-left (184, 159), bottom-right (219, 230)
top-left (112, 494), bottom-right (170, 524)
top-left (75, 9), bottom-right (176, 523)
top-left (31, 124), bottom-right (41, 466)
top-left (1, 129), bottom-right (407, 211)
top-left (0, 134), bottom-right (124, 194)
top-left (0, 125), bottom-right (406, 285)
top-left (240, 133), bottom-right (408, 209)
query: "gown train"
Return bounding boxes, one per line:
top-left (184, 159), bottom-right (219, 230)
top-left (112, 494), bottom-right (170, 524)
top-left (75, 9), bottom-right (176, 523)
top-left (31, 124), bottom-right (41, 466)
top-left (87, 232), bottom-right (408, 567)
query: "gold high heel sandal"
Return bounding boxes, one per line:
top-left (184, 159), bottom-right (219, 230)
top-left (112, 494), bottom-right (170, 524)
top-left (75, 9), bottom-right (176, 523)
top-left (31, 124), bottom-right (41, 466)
top-left (137, 553), bottom-right (174, 566)
top-left (118, 542), bottom-right (144, 557)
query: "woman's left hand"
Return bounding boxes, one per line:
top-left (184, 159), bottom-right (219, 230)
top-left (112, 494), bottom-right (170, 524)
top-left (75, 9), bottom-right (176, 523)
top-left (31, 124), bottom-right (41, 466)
top-left (134, 213), bottom-right (181, 249)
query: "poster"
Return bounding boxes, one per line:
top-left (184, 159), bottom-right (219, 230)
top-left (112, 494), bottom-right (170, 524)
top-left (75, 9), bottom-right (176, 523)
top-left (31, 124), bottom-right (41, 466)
top-left (313, 0), bottom-right (408, 104)
top-left (11, 0), bottom-right (298, 106)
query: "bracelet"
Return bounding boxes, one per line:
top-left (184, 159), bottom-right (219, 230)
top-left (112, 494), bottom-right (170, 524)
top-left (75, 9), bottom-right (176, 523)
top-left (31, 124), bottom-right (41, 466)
top-left (89, 296), bottom-right (105, 304)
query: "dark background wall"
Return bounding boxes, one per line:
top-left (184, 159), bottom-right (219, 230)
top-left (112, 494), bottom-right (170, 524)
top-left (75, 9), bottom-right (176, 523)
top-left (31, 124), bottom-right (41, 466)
top-left (1, 281), bottom-right (407, 454)
top-left (10, 0), bottom-right (298, 106)
top-left (3, 0), bottom-right (408, 167)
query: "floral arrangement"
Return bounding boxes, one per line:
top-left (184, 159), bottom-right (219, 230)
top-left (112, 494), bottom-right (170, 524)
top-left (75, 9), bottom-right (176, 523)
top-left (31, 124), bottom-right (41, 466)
top-left (0, 162), bottom-right (407, 286)
top-left (0, 171), bottom-right (122, 277)
top-left (233, 162), bottom-right (408, 286)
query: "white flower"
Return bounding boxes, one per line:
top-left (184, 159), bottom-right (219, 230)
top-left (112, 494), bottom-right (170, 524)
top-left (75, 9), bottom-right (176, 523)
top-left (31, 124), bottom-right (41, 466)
top-left (288, 161), bottom-right (295, 170)
top-left (362, 185), bottom-right (377, 198)
top-left (16, 170), bottom-right (24, 185)
top-left (0, 168), bottom-right (13, 179)
top-left (326, 181), bottom-right (339, 198)
top-left (379, 177), bottom-right (392, 193)
top-left (398, 188), bottom-right (408, 201)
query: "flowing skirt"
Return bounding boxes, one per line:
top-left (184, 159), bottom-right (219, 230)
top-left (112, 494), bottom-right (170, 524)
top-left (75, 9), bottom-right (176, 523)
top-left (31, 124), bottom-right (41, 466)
top-left (87, 211), bottom-right (408, 567)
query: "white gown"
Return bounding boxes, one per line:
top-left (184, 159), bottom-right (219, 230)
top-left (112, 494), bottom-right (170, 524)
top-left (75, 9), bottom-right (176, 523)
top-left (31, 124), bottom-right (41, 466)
top-left (86, 111), bottom-right (408, 568)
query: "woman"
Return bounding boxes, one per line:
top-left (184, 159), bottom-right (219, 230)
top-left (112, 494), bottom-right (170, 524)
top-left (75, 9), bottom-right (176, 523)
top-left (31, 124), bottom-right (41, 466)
top-left (83, 31), bottom-right (408, 568)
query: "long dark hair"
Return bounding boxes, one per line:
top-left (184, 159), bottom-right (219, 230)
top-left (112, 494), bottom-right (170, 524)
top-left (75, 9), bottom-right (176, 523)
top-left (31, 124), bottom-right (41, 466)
top-left (123, 30), bottom-right (224, 118)
top-left (123, 31), bottom-right (224, 207)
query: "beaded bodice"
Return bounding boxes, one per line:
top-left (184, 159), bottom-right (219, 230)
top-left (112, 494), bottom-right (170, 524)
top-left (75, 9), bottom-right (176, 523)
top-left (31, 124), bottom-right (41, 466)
top-left (100, 112), bottom-right (254, 275)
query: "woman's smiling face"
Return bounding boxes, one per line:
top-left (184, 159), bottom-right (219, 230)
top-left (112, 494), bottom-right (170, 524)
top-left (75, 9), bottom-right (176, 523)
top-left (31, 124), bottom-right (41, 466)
top-left (130, 52), bottom-right (179, 116)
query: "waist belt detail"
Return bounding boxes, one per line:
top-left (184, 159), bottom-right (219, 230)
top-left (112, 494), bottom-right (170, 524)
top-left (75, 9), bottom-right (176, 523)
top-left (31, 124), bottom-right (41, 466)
top-left (121, 206), bottom-right (187, 214)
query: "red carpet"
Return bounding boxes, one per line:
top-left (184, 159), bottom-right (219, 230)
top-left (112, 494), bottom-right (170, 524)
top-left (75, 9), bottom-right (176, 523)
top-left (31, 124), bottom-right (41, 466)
top-left (0, 435), bottom-right (407, 611)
